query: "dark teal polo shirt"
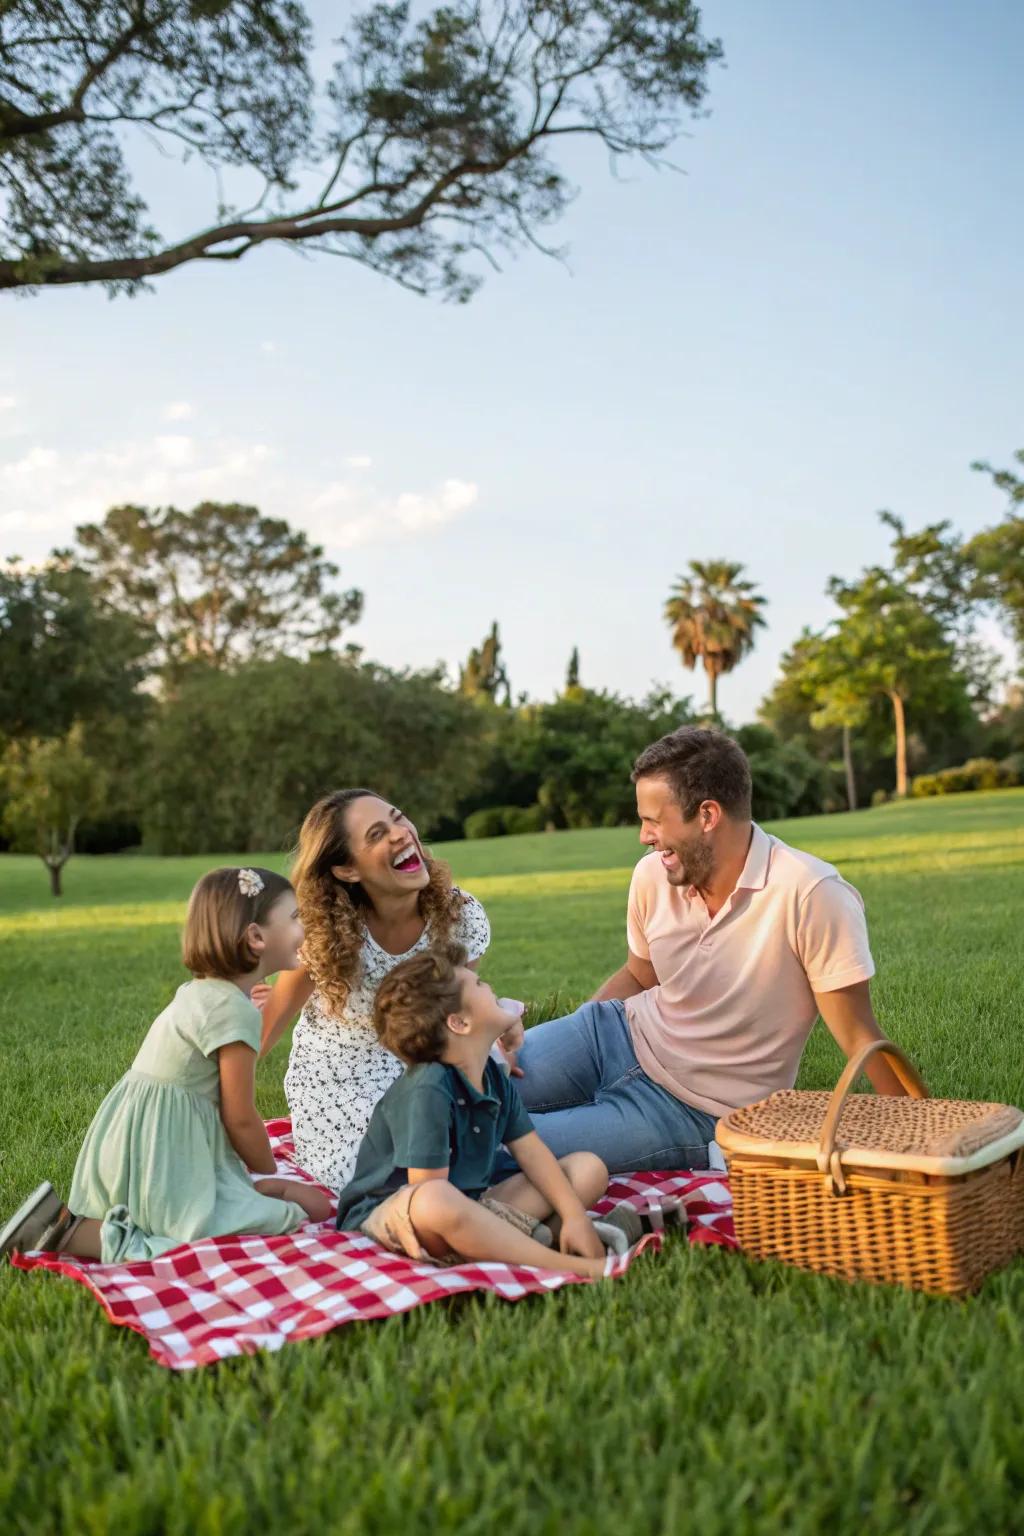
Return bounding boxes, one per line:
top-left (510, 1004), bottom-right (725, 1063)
top-left (336, 1057), bottom-right (533, 1231)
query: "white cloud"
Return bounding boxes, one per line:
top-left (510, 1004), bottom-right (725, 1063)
top-left (155, 434), bottom-right (196, 467)
top-left (308, 476), bottom-right (478, 549)
top-left (0, 396), bottom-right (16, 413)
top-left (346, 455), bottom-right (373, 469)
top-left (0, 432), bottom-right (479, 562)
top-left (260, 340), bottom-right (277, 355)
top-left (163, 401), bottom-right (194, 422)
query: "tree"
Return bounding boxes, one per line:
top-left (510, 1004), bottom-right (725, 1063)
top-left (966, 450), bottom-right (1024, 660)
top-left (664, 560), bottom-right (767, 716)
top-left (73, 502), bottom-right (362, 675)
top-left (565, 646), bottom-right (581, 693)
top-left (1, 723), bottom-right (109, 894)
top-left (521, 686), bottom-right (693, 829)
top-left (459, 621), bottom-right (511, 705)
top-left (144, 654), bottom-right (486, 853)
top-left (0, 0), bottom-right (722, 296)
top-left (0, 555), bottom-right (150, 738)
top-left (825, 569), bottom-right (961, 798)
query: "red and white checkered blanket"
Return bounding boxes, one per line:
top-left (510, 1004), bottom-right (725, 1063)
top-left (13, 1118), bottom-right (736, 1370)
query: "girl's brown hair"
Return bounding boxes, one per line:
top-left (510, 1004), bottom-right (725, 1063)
top-left (182, 866), bottom-right (294, 980)
top-left (291, 789), bottom-right (462, 1018)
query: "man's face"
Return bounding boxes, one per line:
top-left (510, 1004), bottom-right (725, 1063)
top-left (635, 774), bottom-right (715, 890)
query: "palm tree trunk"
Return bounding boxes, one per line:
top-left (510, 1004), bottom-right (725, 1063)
top-left (888, 691), bottom-right (908, 797)
top-left (706, 662), bottom-right (718, 717)
top-left (842, 723), bottom-right (857, 811)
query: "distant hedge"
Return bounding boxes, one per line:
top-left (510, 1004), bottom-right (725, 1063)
top-left (911, 756), bottom-right (1021, 798)
top-left (464, 804), bottom-right (546, 839)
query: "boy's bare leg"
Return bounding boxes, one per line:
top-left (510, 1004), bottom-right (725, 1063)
top-left (407, 1181), bottom-right (607, 1279)
top-left (485, 1151), bottom-right (608, 1221)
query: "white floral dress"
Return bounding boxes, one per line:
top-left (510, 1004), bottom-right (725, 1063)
top-left (284, 891), bottom-right (491, 1191)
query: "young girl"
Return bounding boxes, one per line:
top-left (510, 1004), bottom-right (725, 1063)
top-left (0, 867), bottom-right (331, 1264)
top-left (258, 789), bottom-right (513, 1192)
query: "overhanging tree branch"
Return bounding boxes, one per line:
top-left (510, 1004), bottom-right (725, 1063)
top-left (0, 0), bottom-right (722, 295)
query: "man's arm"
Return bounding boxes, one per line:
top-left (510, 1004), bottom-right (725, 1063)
top-left (591, 948), bottom-right (658, 1002)
top-left (814, 981), bottom-right (909, 1095)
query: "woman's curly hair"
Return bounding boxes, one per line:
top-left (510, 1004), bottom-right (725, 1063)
top-left (291, 788), bottom-right (463, 1019)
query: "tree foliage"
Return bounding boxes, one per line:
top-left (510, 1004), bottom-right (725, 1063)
top-left (664, 559), bottom-right (767, 716)
top-left (966, 450), bottom-right (1024, 660)
top-left (0, 0), bottom-right (722, 295)
top-left (73, 501), bottom-right (363, 674)
top-left (1, 722), bottom-right (109, 893)
top-left (459, 620), bottom-right (511, 705)
top-left (145, 654), bottom-right (487, 853)
top-left (520, 685), bottom-right (692, 828)
top-left (0, 555), bottom-right (150, 739)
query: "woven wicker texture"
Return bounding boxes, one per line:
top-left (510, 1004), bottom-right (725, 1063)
top-left (726, 1091), bottom-right (1023, 1160)
top-left (728, 1153), bottom-right (1024, 1296)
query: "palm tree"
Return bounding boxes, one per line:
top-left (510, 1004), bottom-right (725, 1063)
top-left (664, 560), bottom-right (767, 716)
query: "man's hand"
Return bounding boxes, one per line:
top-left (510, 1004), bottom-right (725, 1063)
top-left (250, 983), bottom-right (272, 1014)
top-left (497, 999), bottom-right (526, 1077)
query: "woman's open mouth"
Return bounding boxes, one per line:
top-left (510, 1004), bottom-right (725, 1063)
top-left (392, 844), bottom-right (423, 874)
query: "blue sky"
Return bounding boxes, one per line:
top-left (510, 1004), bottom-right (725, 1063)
top-left (2, 0), bottom-right (1022, 721)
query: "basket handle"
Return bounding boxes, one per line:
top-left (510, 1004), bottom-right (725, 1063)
top-left (816, 1039), bottom-right (928, 1195)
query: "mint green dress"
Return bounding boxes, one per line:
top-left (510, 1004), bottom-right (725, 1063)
top-left (69, 978), bottom-right (306, 1263)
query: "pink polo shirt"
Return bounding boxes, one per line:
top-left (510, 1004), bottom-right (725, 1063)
top-left (624, 824), bottom-right (874, 1119)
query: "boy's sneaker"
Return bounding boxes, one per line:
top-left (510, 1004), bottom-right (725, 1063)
top-left (592, 1205), bottom-right (644, 1254)
top-left (0, 1183), bottom-right (70, 1259)
top-left (593, 1198), bottom-right (688, 1254)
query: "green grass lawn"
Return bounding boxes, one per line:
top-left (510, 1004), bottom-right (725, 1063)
top-left (2, 792), bottom-right (1023, 1535)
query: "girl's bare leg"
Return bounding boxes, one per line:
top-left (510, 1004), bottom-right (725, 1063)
top-left (58, 1217), bottom-right (103, 1260)
top-left (408, 1182), bottom-right (607, 1279)
top-left (486, 1151), bottom-right (609, 1220)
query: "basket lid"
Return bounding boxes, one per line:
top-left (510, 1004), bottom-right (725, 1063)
top-left (716, 1091), bottom-right (1024, 1176)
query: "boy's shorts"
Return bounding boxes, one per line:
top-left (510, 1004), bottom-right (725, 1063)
top-left (361, 1184), bottom-right (541, 1266)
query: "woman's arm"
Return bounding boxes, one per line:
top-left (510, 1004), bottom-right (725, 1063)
top-left (218, 1041), bottom-right (277, 1173)
top-left (258, 965), bottom-right (315, 1058)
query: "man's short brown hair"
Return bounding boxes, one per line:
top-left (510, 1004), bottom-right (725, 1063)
top-left (632, 726), bottom-right (752, 820)
top-left (182, 866), bottom-right (293, 980)
top-left (373, 943), bottom-right (469, 1065)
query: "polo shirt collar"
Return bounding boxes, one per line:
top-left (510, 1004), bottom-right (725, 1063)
top-left (735, 822), bottom-right (771, 891)
top-left (448, 1062), bottom-right (499, 1107)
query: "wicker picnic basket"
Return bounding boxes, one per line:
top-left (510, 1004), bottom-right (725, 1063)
top-left (715, 1040), bottom-right (1024, 1296)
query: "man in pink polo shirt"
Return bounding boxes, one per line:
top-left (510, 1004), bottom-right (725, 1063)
top-left (515, 726), bottom-right (906, 1171)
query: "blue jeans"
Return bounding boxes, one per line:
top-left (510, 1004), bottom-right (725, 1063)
top-left (511, 1000), bottom-right (717, 1174)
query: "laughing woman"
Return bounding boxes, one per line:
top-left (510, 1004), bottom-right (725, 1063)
top-left (259, 789), bottom-right (504, 1191)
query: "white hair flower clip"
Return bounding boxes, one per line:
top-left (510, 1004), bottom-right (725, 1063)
top-left (237, 868), bottom-right (264, 899)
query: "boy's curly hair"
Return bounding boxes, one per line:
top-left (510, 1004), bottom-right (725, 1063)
top-left (373, 943), bottom-right (469, 1065)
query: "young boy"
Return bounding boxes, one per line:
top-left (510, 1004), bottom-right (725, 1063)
top-left (335, 944), bottom-right (612, 1278)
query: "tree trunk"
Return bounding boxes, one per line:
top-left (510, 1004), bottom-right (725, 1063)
top-left (44, 858), bottom-right (65, 897)
top-left (888, 691), bottom-right (908, 798)
top-left (842, 723), bottom-right (858, 811)
top-left (706, 662), bottom-right (718, 717)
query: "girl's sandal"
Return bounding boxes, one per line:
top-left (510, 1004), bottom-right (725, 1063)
top-left (0, 1183), bottom-right (85, 1261)
top-left (0, 1183), bottom-right (65, 1259)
